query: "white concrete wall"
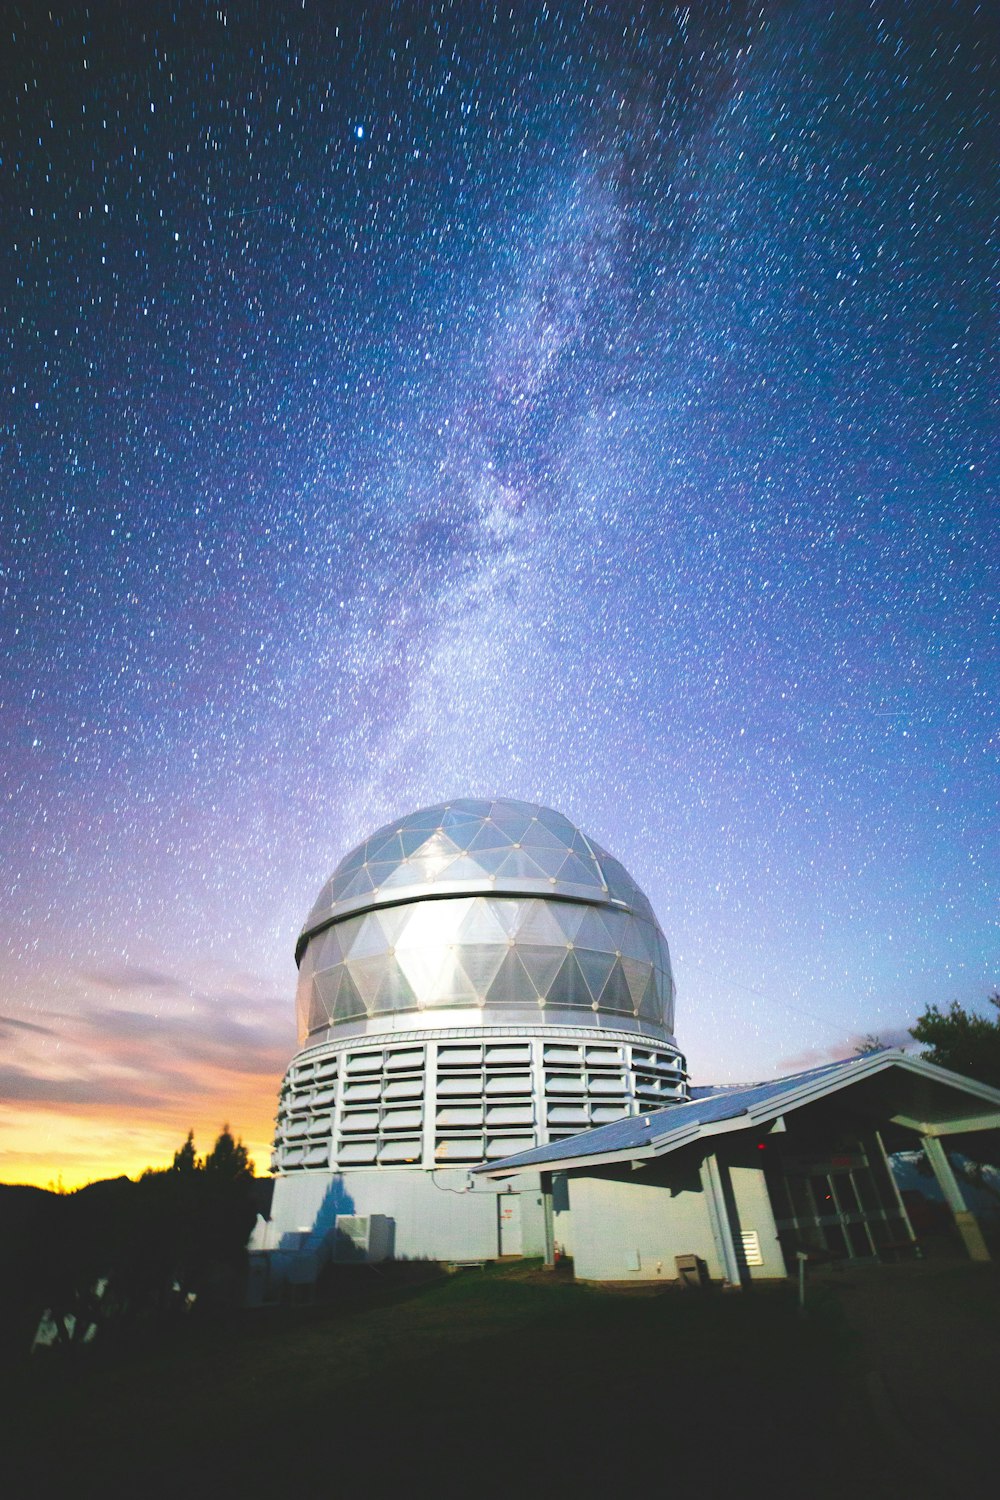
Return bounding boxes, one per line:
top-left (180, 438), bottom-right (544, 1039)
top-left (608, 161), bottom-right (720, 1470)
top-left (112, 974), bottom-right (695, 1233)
top-left (264, 1166), bottom-right (546, 1268)
top-left (566, 1148), bottom-right (788, 1284)
top-left (726, 1159), bottom-right (786, 1280)
top-left (568, 1161), bottom-right (724, 1283)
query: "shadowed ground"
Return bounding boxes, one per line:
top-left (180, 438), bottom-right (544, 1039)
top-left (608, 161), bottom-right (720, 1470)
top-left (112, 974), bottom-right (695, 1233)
top-left (2, 1258), bottom-right (996, 1498)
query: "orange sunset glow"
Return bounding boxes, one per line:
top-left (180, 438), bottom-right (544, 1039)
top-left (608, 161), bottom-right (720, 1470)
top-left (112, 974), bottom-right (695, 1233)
top-left (1, 960), bottom-right (294, 1189)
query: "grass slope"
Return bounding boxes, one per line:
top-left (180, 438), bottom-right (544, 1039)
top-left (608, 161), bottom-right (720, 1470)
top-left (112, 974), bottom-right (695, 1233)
top-left (1, 1261), bottom-right (904, 1497)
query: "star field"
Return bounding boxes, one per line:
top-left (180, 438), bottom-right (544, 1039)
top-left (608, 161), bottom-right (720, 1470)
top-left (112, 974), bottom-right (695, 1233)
top-left (1, 2), bottom-right (997, 1185)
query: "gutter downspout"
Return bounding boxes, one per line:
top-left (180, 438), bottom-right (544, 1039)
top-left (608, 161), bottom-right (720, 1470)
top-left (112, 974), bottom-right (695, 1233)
top-left (540, 1171), bottom-right (556, 1269)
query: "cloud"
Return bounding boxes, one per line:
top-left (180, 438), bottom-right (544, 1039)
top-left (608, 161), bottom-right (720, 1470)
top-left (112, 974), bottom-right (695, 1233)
top-left (80, 1002), bottom-right (292, 1077)
top-left (777, 1026), bottom-right (915, 1073)
top-left (0, 1062), bottom-right (207, 1110)
top-left (0, 962), bottom-right (294, 1128)
top-left (80, 965), bottom-right (183, 993)
top-left (0, 1015), bottom-right (56, 1038)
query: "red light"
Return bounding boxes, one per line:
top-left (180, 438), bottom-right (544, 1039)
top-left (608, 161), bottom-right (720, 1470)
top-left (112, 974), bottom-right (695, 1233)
top-left (757, 1142), bottom-right (767, 1151)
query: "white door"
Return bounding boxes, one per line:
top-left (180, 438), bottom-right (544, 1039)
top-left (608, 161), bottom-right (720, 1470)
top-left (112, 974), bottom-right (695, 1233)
top-left (497, 1193), bottom-right (523, 1256)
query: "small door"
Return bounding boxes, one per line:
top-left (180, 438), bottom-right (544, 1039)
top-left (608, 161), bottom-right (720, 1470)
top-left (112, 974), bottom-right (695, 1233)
top-left (497, 1193), bottom-right (523, 1256)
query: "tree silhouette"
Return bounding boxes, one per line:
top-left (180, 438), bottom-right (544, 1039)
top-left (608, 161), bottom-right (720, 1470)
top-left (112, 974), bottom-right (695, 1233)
top-left (910, 994), bottom-right (1000, 1091)
top-left (172, 1130), bottom-right (199, 1174)
top-left (203, 1125), bottom-right (253, 1180)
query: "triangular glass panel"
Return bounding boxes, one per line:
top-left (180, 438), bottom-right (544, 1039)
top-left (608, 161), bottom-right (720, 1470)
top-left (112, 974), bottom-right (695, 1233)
top-left (555, 853), bottom-right (601, 889)
top-left (488, 804), bottom-right (535, 841)
top-left (574, 907), bottom-right (615, 952)
top-left (522, 844), bottom-right (568, 879)
top-left (508, 900), bottom-right (568, 946)
top-left (434, 951), bottom-right (481, 1006)
top-left (378, 859), bottom-right (422, 890)
top-left (516, 943), bottom-right (571, 997)
top-left (364, 858), bottom-right (405, 888)
top-left (374, 905), bottom-right (410, 945)
top-left (466, 822), bottom-right (512, 853)
top-left (597, 852), bottom-right (638, 904)
top-left (440, 806), bottom-right (484, 839)
top-left (406, 835), bottom-right (463, 881)
top-left (395, 946), bottom-right (446, 1003)
top-left (620, 956), bottom-right (651, 1009)
top-left (534, 804), bottom-right (573, 834)
top-left (333, 969), bottom-right (366, 1021)
top-left (343, 914), bottom-right (387, 960)
top-left (402, 856), bottom-right (444, 885)
top-left (375, 960), bottom-right (418, 1014)
top-left (598, 959), bottom-right (633, 1013)
top-left (499, 797), bottom-right (542, 818)
top-left (486, 897), bottom-right (524, 939)
top-left (455, 942), bottom-right (508, 998)
top-left (462, 846), bottom-right (509, 875)
top-left (449, 796), bottom-right (492, 817)
top-left (493, 850), bottom-right (549, 880)
top-left (364, 831), bottom-right (404, 865)
top-left (576, 948), bottom-right (617, 1003)
top-left (620, 916), bottom-right (655, 962)
top-left (568, 831), bottom-right (600, 863)
top-left (344, 955), bottom-right (385, 1009)
top-left (548, 902), bottom-right (588, 944)
top-left (398, 806), bottom-right (446, 833)
top-left (395, 898), bottom-right (466, 949)
top-left (486, 950), bottom-right (534, 1005)
top-left (312, 926), bottom-right (345, 968)
top-left (456, 898), bottom-right (509, 945)
top-left (314, 965), bottom-right (343, 1020)
top-left (398, 825), bottom-right (432, 857)
top-left (325, 871), bottom-right (355, 903)
top-left (600, 908), bottom-right (628, 951)
top-left (438, 855), bottom-right (494, 883)
top-left (519, 821), bottom-right (569, 852)
top-left (638, 972), bottom-right (661, 1020)
top-left (544, 952), bottom-right (591, 1009)
top-left (332, 843), bottom-right (369, 876)
top-left (338, 869), bottom-right (377, 901)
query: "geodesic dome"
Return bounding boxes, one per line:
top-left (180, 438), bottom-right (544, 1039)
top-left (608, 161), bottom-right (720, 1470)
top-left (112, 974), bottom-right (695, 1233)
top-left (295, 798), bottom-right (675, 1044)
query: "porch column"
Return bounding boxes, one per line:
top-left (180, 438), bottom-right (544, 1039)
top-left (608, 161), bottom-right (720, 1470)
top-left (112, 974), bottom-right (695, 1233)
top-left (700, 1152), bottom-right (743, 1287)
top-left (539, 1172), bottom-right (556, 1268)
top-left (921, 1134), bottom-right (990, 1262)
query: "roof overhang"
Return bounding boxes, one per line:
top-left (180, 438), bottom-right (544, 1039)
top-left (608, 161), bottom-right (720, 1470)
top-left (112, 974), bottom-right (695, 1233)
top-left (476, 1051), bottom-right (1000, 1179)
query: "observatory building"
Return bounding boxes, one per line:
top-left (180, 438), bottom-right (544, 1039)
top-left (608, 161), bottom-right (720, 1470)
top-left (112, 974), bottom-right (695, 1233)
top-left (255, 798), bottom-right (687, 1271)
top-left (252, 798), bottom-right (1000, 1291)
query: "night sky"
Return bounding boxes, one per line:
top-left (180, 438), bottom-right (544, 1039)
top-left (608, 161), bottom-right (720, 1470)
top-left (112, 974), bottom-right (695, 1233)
top-left (2, 2), bottom-right (997, 1186)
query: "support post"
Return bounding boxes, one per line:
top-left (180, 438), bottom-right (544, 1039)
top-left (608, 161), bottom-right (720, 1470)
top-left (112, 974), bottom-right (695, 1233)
top-left (921, 1134), bottom-right (990, 1262)
top-left (700, 1152), bottom-right (743, 1287)
top-left (540, 1171), bottom-right (556, 1269)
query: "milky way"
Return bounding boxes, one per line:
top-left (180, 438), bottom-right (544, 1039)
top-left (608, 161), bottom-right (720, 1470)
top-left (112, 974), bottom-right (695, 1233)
top-left (1, 3), bottom-right (997, 1183)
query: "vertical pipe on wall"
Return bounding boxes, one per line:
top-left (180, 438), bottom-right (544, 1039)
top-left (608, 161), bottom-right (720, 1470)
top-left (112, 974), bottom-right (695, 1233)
top-left (540, 1171), bottom-right (556, 1268)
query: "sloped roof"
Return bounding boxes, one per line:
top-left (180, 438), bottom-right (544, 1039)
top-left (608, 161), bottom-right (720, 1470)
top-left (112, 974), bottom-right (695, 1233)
top-left (475, 1050), bottom-right (1000, 1177)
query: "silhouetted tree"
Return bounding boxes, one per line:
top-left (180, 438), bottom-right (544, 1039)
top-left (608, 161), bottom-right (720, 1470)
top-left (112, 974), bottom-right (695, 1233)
top-left (909, 994), bottom-right (1000, 1090)
top-left (203, 1125), bottom-right (253, 1180)
top-left (854, 1034), bottom-right (885, 1057)
top-left (172, 1130), bottom-right (199, 1173)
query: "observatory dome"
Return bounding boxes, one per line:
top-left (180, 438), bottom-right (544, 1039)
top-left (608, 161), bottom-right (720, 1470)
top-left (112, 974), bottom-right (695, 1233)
top-left (295, 798), bottom-right (675, 1045)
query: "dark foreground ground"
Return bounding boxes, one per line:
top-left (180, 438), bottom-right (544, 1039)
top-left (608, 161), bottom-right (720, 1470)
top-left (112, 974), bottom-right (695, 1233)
top-left (2, 1257), bottom-right (997, 1499)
